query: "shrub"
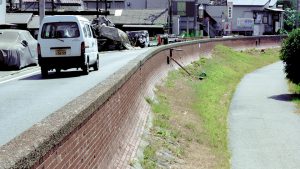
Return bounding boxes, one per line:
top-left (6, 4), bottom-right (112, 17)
top-left (280, 28), bottom-right (300, 84)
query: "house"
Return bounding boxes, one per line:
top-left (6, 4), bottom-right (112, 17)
top-left (83, 0), bottom-right (125, 10)
top-left (231, 0), bottom-right (284, 35)
top-left (87, 9), bottom-right (169, 36)
top-left (8, 0), bottom-right (84, 11)
top-left (84, 0), bottom-right (219, 36)
top-left (4, 0), bottom-right (285, 37)
top-left (122, 0), bottom-right (168, 9)
top-left (0, 2), bottom-right (5, 24)
top-left (4, 9), bottom-right (168, 37)
top-left (170, 0), bottom-right (228, 37)
top-left (205, 5), bottom-right (228, 36)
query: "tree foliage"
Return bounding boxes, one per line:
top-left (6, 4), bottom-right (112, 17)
top-left (277, 0), bottom-right (297, 9)
top-left (284, 8), bottom-right (298, 31)
top-left (280, 28), bottom-right (300, 84)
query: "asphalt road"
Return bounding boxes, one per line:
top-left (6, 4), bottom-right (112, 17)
top-left (0, 48), bottom-right (151, 146)
top-left (229, 62), bottom-right (300, 169)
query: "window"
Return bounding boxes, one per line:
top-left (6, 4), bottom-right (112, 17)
top-left (85, 25), bottom-right (92, 38)
top-left (255, 14), bottom-right (262, 24)
top-left (89, 25), bottom-right (95, 38)
top-left (263, 16), bottom-right (268, 24)
top-left (177, 2), bottom-right (186, 16)
top-left (41, 22), bottom-right (79, 39)
top-left (83, 25), bottom-right (87, 38)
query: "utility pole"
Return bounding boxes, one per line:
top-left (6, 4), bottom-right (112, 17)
top-left (9, 0), bottom-right (13, 11)
top-left (194, 0), bottom-right (197, 36)
top-left (51, 0), bottom-right (54, 12)
top-left (39, 0), bottom-right (45, 25)
top-left (168, 0), bottom-right (173, 34)
top-left (19, 0), bottom-right (22, 11)
top-left (105, 0), bottom-right (108, 16)
top-left (96, 0), bottom-right (99, 18)
top-left (198, 4), bottom-right (204, 36)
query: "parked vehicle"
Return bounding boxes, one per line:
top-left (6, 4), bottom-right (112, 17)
top-left (0, 29), bottom-right (37, 69)
top-left (168, 34), bottom-right (180, 43)
top-left (157, 34), bottom-right (169, 45)
top-left (37, 15), bottom-right (99, 77)
top-left (127, 30), bottom-right (150, 48)
top-left (91, 17), bottom-right (132, 51)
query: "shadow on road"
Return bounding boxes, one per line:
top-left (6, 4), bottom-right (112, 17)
top-left (0, 64), bottom-right (37, 71)
top-left (20, 70), bottom-right (95, 80)
top-left (269, 94), bottom-right (300, 102)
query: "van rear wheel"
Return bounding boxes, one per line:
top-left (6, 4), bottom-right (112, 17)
top-left (41, 67), bottom-right (48, 78)
top-left (56, 68), bottom-right (61, 74)
top-left (82, 62), bottom-right (89, 75)
top-left (93, 57), bottom-right (99, 71)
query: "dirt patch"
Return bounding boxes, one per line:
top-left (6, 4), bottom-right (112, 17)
top-left (155, 77), bottom-right (219, 169)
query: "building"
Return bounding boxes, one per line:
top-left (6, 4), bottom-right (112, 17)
top-left (4, 0), bottom-right (285, 37)
top-left (0, 1), bottom-right (5, 24)
top-left (231, 0), bottom-right (284, 35)
top-left (7, 0), bottom-right (84, 11)
top-left (84, 0), bottom-right (125, 9)
top-left (170, 0), bottom-right (228, 37)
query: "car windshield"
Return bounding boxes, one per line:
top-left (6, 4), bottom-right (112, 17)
top-left (0, 31), bottom-right (19, 43)
top-left (41, 22), bottom-right (80, 39)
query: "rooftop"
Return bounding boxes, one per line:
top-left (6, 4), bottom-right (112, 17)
top-left (6, 13), bottom-right (33, 24)
top-left (9, 9), bottom-right (168, 29)
top-left (232, 0), bottom-right (277, 6)
top-left (84, 9), bottom-right (168, 26)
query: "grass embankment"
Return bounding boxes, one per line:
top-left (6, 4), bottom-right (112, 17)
top-left (289, 83), bottom-right (300, 111)
top-left (141, 45), bottom-right (280, 169)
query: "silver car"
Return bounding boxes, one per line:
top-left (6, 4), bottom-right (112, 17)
top-left (0, 29), bottom-right (37, 69)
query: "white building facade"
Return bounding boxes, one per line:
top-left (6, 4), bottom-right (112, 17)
top-left (0, 0), bottom-right (5, 24)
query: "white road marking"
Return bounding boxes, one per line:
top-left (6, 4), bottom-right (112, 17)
top-left (0, 70), bottom-right (40, 85)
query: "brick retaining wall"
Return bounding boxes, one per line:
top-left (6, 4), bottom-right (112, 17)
top-left (0, 36), bottom-right (284, 169)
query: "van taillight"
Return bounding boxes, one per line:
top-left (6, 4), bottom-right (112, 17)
top-left (81, 42), bottom-right (85, 56)
top-left (37, 43), bottom-right (41, 56)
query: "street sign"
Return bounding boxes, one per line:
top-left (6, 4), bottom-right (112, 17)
top-left (237, 18), bottom-right (254, 28)
top-left (224, 22), bottom-right (231, 32)
top-left (227, 1), bottom-right (233, 19)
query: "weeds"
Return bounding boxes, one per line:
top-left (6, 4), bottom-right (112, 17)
top-left (142, 45), bottom-right (280, 169)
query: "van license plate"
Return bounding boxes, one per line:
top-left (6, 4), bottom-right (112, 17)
top-left (55, 49), bottom-right (66, 55)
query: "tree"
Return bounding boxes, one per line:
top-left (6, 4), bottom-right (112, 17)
top-left (280, 28), bottom-right (300, 84)
top-left (277, 0), bottom-right (297, 9)
top-left (284, 8), bottom-right (298, 31)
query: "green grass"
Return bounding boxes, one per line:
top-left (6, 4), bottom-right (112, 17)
top-left (288, 82), bottom-right (300, 107)
top-left (189, 46), bottom-right (279, 167)
top-left (142, 45), bottom-right (280, 169)
top-left (142, 93), bottom-right (181, 168)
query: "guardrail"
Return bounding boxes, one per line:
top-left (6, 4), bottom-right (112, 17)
top-left (0, 36), bottom-right (285, 169)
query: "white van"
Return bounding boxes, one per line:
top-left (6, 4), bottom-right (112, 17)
top-left (37, 15), bottom-right (99, 77)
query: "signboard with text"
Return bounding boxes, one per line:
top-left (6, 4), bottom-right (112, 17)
top-left (227, 1), bottom-right (233, 19)
top-left (224, 22), bottom-right (231, 32)
top-left (237, 18), bottom-right (254, 28)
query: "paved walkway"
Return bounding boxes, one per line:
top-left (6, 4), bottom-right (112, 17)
top-left (229, 62), bottom-right (300, 169)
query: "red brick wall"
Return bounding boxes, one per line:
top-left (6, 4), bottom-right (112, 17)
top-left (10, 37), bottom-right (283, 169)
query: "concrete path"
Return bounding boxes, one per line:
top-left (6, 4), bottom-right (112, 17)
top-left (229, 62), bottom-right (300, 169)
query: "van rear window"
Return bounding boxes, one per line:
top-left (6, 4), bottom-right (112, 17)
top-left (41, 22), bottom-right (80, 39)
